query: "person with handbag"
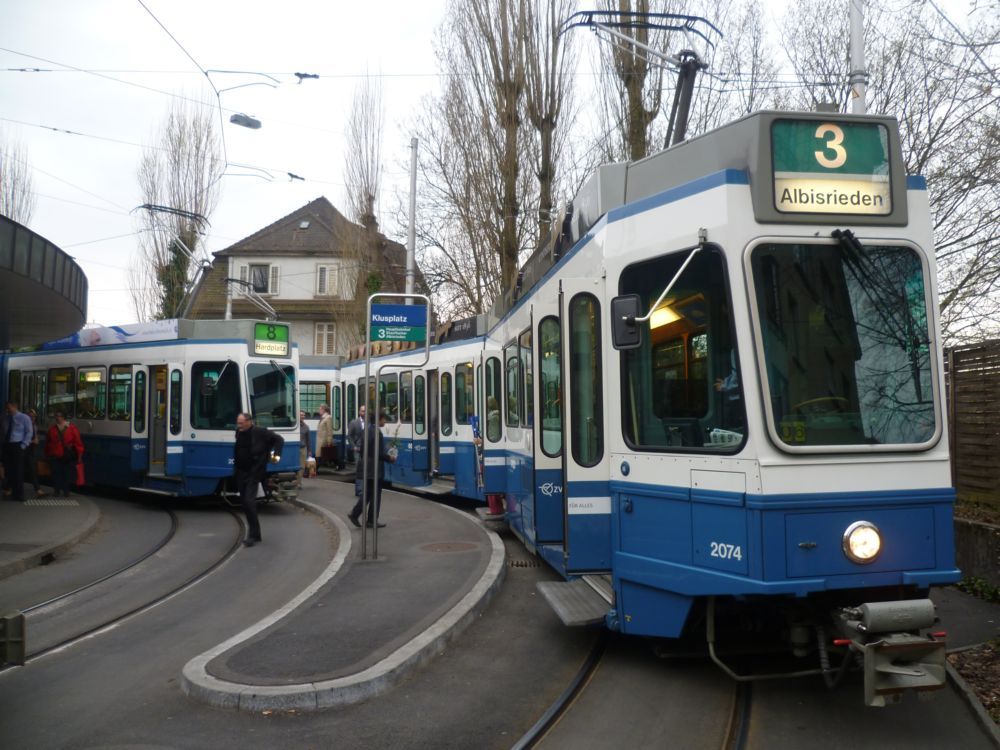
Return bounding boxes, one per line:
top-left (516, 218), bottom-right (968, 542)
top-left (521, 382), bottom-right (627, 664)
top-left (44, 411), bottom-right (84, 498)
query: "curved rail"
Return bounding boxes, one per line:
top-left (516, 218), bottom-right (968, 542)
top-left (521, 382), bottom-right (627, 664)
top-left (510, 632), bottom-right (608, 750)
top-left (21, 509), bottom-right (180, 614)
top-left (3, 508), bottom-right (245, 670)
top-left (721, 682), bottom-right (752, 750)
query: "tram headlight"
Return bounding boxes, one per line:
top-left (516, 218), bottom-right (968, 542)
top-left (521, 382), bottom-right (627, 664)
top-left (842, 521), bottom-right (882, 564)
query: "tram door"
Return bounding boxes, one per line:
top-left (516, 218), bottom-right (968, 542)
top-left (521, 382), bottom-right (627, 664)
top-left (560, 278), bottom-right (612, 572)
top-left (130, 365), bottom-right (148, 472)
top-left (148, 365), bottom-right (168, 475)
top-left (427, 370), bottom-right (440, 474)
top-left (534, 304), bottom-right (564, 544)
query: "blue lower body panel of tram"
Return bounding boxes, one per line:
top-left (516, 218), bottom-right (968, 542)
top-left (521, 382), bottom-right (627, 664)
top-left (60, 434), bottom-right (299, 497)
top-left (609, 483), bottom-right (960, 638)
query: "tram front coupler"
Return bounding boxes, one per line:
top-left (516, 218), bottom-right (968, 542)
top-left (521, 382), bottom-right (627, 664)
top-left (832, 599), bottom-right (947, 707)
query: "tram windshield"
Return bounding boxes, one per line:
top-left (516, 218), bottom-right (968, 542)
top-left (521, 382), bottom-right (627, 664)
top-left (749, 242), bottom-right (935, 448)
top-left (619, 248), bottom-right (745, 451)
top-left (247, 362), bottom-right (296, 428)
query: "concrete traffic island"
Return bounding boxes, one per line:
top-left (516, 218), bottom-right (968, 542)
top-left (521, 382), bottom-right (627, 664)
top-left (180, 483), bottom-right (505, 712)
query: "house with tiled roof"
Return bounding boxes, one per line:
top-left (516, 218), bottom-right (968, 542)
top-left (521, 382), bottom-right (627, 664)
top-left (184, 197), bottom-right (422, 356)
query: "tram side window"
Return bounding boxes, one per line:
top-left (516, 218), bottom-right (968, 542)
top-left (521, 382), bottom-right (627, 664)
top-left (108, 365), bottom-right (132, 421)
top-left (332, 386), bottom-right (342, 430)
top-left (570, 294), bottom-right (603, 466)
top-left (134, 371), bottom-right (147, 433)
top-left (347, 384), bottom-right (356, 423)
top-left (380, 373), bottom-right (398, 422)
top-left (8, 369), bottom-right (20, 407)
top-left (485, 357), bottom-right (502, 442)
top-left (414, 375), bottom-right (426, 435)
top-left (48, 367), bottom-right (75, 419)
top-left (247, 363), bottom-right (295, 428)
top-left (77, 367), bottom-right (106, 419)
top-left (192, 361), bottom-right (241, 430)
top-left (441, 372), bottom-right (453, 436)
top-left (519, 329), bottom-right (533, 428)
top-left (169, 369), bottom-right (182, 435)
top-left (300, 382), bottom-right (329, 418)
top-left (504, 345), bottom-right (520, 428)
top-left (400, 372), bottom-right (413, 423)
top-left (456, 362), bottom-right (473, 425)
top-left (619, 247), bottom-right (744, 451)
top-left (539, 317), bottom-right (562, 456)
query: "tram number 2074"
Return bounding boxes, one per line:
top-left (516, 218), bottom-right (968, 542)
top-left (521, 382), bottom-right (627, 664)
top-left (709, 542), bottom-right (743, 561)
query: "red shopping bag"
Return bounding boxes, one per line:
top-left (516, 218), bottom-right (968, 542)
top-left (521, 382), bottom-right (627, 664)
top-left (75, 461), bottom-right (86, 487)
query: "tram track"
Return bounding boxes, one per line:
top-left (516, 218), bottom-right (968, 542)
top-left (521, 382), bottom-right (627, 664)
top-left (20, 509), bottom-right (180, 615)
top-left (1, 505), bottom-right (245, 672)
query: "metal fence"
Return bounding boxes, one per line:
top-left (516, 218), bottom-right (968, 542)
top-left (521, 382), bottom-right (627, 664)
top-left (946, 338), bottom-right (1000, 499)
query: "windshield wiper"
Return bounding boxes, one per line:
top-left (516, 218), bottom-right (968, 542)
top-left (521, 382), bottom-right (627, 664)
top-left (269, 359), bottom-right (296, 393)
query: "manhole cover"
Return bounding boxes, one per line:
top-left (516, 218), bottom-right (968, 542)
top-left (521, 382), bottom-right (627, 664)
top-left (421, 542), bottom-right (478, 553)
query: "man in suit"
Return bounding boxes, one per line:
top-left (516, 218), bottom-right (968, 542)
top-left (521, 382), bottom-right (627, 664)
top-left (347, 403), bottom-right (366, 463)
top-left (349, 410), bottom-right (395, 528)
top-left (233, 412), bottom-right (284, 546)
top-left (2, 401), bottom-right (33, 502)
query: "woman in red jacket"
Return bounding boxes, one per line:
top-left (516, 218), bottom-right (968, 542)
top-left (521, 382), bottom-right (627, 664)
top-left (45, 411), bottom-right (84, 498)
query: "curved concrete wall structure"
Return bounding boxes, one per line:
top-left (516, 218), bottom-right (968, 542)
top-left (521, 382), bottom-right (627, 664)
top-left (0, 215), bottom-right (87, 349)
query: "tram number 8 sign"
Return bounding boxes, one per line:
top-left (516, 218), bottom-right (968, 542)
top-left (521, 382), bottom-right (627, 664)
top-left (772, 119), bottom-right (892, 216)
top-left (254, 323), bottom-right (290, 356)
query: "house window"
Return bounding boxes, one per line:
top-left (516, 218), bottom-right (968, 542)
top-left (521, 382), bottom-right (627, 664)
top-left (317, 265), bottom-right (339, 296)
top-left (239, 263), bottom-right (279, 295)
top-left (315, 323), bottom-right (336, 355)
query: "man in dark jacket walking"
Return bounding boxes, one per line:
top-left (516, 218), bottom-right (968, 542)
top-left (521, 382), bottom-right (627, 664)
top-left (233, 412), bottom-right (284, 546)
top-left (349, 410), bottom-right (394, 528)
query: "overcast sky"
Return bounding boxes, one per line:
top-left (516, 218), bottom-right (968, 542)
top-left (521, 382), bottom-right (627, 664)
top-left (1, 0), bottom-right (449, 326)
top-left (1, 0), bottom-right (975, 329)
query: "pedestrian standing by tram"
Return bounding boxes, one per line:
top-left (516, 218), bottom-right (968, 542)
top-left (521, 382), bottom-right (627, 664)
top-left (316, 403), bottom-right (334, 467)
top-left (23, 408), bottom-right (44, 498)
top-left (348, 409), bottom-right (395, 528)
top-left (44, 411), bottom-right (84, 499)
top-left (232, 412), bottom-right (284, 547)
top-left (348, 403), bottom-right (366, 462)
top-left (2, 401), bottom-right (33, 501)
top-left (297, 410), bottom-right (310, 486)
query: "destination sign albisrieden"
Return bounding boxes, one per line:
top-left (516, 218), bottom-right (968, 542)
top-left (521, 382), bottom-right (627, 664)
top-left (772, 120), bottom-right (891, 216)
top-left (370, 303), bottom-right (428, 343)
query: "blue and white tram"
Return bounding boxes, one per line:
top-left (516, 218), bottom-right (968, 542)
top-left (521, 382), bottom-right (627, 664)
top-left (4, 319), bottom-right (300, 497)
top-left (363, 110), bottom-right (958, 705)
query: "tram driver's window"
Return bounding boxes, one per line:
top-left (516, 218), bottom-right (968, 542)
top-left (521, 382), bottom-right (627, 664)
top-left (619, 247), bottom-right (745, 451)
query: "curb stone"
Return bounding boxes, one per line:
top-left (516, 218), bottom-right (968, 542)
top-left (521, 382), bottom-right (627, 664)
top-left (181, 494), bottom-right (505, 712)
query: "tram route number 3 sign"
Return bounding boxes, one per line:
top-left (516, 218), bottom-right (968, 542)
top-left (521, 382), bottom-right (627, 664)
top-left (370, 303), bottom-right (427, 343)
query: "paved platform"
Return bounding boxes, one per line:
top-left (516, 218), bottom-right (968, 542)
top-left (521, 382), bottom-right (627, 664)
top-left (180, 478), bottom-right (506, 712)
top-left (0, 494), bottom-right (100, 581)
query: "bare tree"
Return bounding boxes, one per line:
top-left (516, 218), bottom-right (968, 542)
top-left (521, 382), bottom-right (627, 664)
top-left (0, 129), bottom-right (37, 225)
top-left (688, 0), bottom-right (788, 134)
top-left (131, 99), bottom-right (222, 321)
top-left (781, 1), bottom-right (1000, 343)
top-left (524, 0), bottom-right (578, 244)
top-left (340, 72), bottom-right (387, 345)
top-left (448, 0), bottom-right (529, 293)
top-left (592, 0), bottom-right (678, 163)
